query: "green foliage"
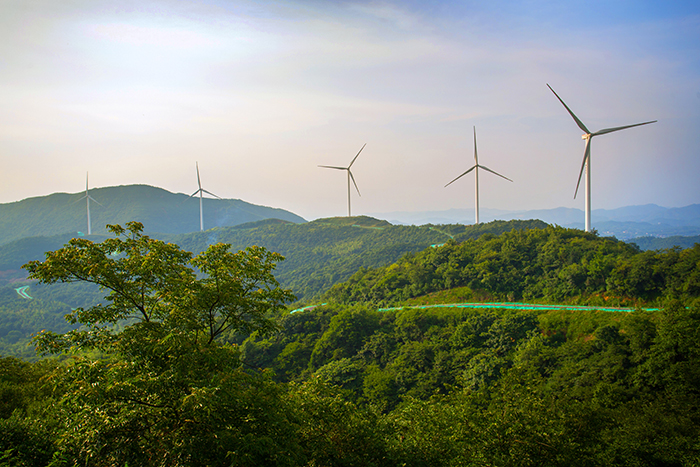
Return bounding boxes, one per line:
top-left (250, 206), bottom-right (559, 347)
top-left (0, 413), bottom-right (56, 467)
top-left (287, 379), bottom-right (393, 466)
top-left (174, 217), bottom-right (453, 302)
top-left (14, 222), bottom-right (298, 466)
top-left (0, 358), bottom-right (59, 467)
top-left (238, 300), bottom-right (700, 465)
top-left (2, 219), bottom-right (700, 465)
top-left (309, 306), bottom-right (380, 369)
top-left (44, 354), bottom-right (305, 467)
top-left (0, 219), bottom-right (559, 358)
top-left (0, 281), bottom-right (106, 360)
top-left (244, 305), bottom-right (543, 410)
top-left (171, 218), bottom-right (549, 302)
top-left (0, 357), bottom-right (55, 420)
top-left (0, 234), bottom-right (111, 271)
top-left (324, 226), bottom-right (700, 306)
top-left (23, 222), bottom-right (294, 355)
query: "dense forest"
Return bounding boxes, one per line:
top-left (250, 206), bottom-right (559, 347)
top-left (1, 221), bottom-right (699, 466)
top-left (323, 226), bottom-right (700, 306)
top-left (629, 234), bottom-right (700, 251)
top-left (0, 218), bottom-right (546, 357)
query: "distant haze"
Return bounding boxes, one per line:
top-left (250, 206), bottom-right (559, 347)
top-left (1, 0), bottom-right (698, 221)
top-left (369, 204), bottom-right (700, 239)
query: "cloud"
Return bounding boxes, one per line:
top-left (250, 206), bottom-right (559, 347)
top-left (0, 0), bottom-right (698, 218)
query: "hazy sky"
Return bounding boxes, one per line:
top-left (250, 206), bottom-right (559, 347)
top-left (1, 0), bottom-right (698, 220)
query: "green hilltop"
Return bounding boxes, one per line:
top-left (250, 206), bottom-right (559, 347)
top-left (2, 216), bottom-right (698, 361)
top-left (0, 218), bottom-right (547, 358)
top-left (2, 218), bottom-right (699, 465)
top-left (169, 218), bottom-right (547, 301)
top-left (321, 225), bottom-right (700, 307)
top-left (0, 184), bottom-right (306, 245)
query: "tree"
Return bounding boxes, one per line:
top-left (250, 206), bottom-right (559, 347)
top-left (24, 222), bottom-right (294, 354)
top-left (22, 222), bottom-right (299, 466)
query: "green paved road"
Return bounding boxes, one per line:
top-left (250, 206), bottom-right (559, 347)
top-left (378, 302), bottom-right (658, 313)
top-left (292, 302), bottom-right (659, 314)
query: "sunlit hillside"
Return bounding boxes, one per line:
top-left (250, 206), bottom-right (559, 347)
top-left (0, 184), bottom-right (306, 245)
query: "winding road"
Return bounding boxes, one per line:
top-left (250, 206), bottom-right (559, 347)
top-left (15, 285), bottom-right (32, 299)
top-left (293, 302), bottom-right (658, 314)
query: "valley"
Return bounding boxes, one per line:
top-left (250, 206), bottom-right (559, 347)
top-left (1, 192), bottom-right (699, 466)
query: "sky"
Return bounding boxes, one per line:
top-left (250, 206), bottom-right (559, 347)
top-left (1, 0), bottom-right (698, 221)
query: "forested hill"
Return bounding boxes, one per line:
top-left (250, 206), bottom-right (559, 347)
top-left (323, 225), bottom-right (700, 307)
top-left (3, 220), bottom-right (700, 465)
top-left (3, 217), bottom-right (697, 359)
top-left (170, 217), bottom-right (549, 301)
top-left (0, 184), bottom-right (305, 245)
top-left (0, 218), bottom-right (547, 357)
top-left (0, 217), bottom-right (548, 293)
top-left (629, 234), bottom-right (700, 251)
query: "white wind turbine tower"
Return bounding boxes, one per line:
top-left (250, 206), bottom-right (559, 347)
top-left (318, 143), bottom-right (366, 217)
top-left (77, 172), bottom-right (101, 235)
top-left (190, 162), bottom-right (222, 231)
top-left (445, 127), bottom-right (512, 224)
top-left (547, 84), bottom-right (657, 232)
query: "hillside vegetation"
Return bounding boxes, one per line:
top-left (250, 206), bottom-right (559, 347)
top-left (629, 234), bottom-right (700, 251)
top-left (324, 226), bottom-right (700, 307)
top-left (0, 184), bottom-right (305, 245)
top-left (171, 218), bottom-right (548, 302)
top-left (1, 221), bottom-right (699, 466)
top-left (0, 218), bottom-right (547, 357)
top-left (234, 301), bottom-right (700, 465)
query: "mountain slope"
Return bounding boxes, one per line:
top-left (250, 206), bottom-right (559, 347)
top-left (0, 184), bottom-right (306, 245)
top-left (0, 218), bottom-right (549, 358)
top-left (628, 235), bottom-right (700, 251)
top-left (170, 218), bottom-right (547, 301)
top-left (371, 204), bottom-right (700, 239)
top-left (322, 225), bottom-right (700, 306)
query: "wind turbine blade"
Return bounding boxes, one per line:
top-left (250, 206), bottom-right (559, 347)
top-left (479, 165), bottom-right (513, 182)
top-left (196, 162), bottom-right (202, 189)
top-left (348, 170), bottom-right (361, 196)
top-left (190, 189), bottom-right (201, 198)
top-left (592, 120), bottom-right (657, 136)
top-left (547, 84), bottom-right (591, 134)
top-left (88, 196), bottom-right (103, 206)
top-left (445, 166), bottom-right (476, 187)
top-left (473, 127), bottom-right (478, 164)
top-left (318, 165), bottom-right (346, 170)
top-left (202, 189), bottom-right (222, 199)
top-left (574, 138), bottom-right (591, 199)
top-left (348, 143), bottom-right (366, 169)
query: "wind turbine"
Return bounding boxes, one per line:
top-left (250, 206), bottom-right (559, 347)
top-left (445, 127), bottom-right (512, 224)
top-left (547, 84), bottom-right (657, 232)
top-left (318, 143), bottom-right (366, 217)
top-left (190, 162), bottom-right (221, 231)
top-left (77, 172), bottom-right (101, 235)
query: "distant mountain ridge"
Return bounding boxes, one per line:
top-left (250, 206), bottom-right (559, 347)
top-left (370, 204), bottom-right (700, 239)
top-left (627, 235), bottom-right (700, 251)
top-left (0, 184), bottom-right (306, 245)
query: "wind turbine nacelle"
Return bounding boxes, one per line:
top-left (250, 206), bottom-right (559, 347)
top-left (582, 134), bottom-right (590, 140)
